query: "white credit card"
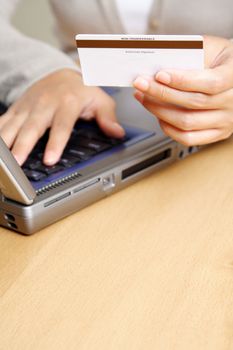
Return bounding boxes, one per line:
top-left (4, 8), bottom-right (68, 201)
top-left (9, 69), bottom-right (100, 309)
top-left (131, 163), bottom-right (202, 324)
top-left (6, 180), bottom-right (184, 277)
top-left (75, 34), bottom-right (204, 87)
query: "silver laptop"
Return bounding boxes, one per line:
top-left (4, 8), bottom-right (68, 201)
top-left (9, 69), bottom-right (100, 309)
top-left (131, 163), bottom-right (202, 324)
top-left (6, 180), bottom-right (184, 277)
top-left (0, 88), bottom-right (197, 235)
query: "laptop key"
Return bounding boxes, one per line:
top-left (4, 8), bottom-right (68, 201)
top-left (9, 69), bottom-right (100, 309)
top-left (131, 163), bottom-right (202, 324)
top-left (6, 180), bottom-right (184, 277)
top-left (75, 129), bottom-right (98, 139)
top-left (74, 129), bottom-right (125, 146)
top-left (35, 164), bottom-right (64, 175)
top-left (90, 132), bottom-right (127, 146)
top-left (23, 159), bottom-right (42, 170)
top-left (70, 137), bottom-right (111, 152)
top-left (68, 147), bottom-right (96, 160)
top-left (31, 152), bottom-right (44, 161)
top-left (85, 140), bottom-right (111, 152)
top-left (23, 169), bottom-right (47, 182)
top-left (59, 156), bottom-right (81, 168)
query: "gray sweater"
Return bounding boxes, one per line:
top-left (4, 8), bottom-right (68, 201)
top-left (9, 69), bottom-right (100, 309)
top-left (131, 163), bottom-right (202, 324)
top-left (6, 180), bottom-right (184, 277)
top-left (0, 0), bottom-right (232, 105)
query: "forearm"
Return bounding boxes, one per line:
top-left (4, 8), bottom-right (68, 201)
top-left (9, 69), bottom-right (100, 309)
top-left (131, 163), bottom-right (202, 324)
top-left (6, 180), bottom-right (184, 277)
top-left (0, 0), bottom-right (80, 105)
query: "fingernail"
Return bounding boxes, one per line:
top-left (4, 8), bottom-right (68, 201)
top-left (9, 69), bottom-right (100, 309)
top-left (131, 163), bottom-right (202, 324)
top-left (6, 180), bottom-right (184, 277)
top-left (134, 90), bottom-right (144, 103)
top-left (105, 120), bottom-right (125, 137)
top-left (112, 122), bottom-right (125, 136)
top-left (155, 72), bottom-right (171, 85)
top-left (44, 151), bottom-right (58, 165)
top-left (133, 77), bottom-right (150, 91)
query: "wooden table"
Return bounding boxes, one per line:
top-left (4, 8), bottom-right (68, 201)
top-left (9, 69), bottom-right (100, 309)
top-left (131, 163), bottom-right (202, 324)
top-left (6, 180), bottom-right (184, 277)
top-left (0, 138), bottom-right (233, 350)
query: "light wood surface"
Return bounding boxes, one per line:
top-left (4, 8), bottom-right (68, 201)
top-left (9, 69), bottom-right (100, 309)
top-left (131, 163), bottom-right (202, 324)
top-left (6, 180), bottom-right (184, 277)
top-left (1, 138), bottom-right (233, 350)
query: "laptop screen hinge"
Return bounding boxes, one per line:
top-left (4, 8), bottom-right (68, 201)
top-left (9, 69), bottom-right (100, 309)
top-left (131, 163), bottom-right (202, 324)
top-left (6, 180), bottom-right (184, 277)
top-left (0, 137), bottom-right (36, 205)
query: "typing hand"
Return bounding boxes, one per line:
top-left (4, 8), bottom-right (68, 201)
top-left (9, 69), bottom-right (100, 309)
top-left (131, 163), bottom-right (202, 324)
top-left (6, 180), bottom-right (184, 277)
top-left (0, 69), bottom-right (125, 166)
top-left (133, 35), bottom-right (233, 146)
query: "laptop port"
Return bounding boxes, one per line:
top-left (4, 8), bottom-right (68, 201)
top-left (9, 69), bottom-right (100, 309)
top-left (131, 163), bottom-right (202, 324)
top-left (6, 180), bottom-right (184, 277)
top-left (4, 213), bottom-right (15, 222)
top-left (44, 192), bottom-right (71, 207)
top-left (188, 146), bottom-right (193, 153)
top-left (179, 150), bottom-right (184, 159)
top-left (122, 149), bottom-right (172, 180)
top-left (102, 174), bottom-right (116, 191)
top-left (7, 222), bottom-right (18, 230)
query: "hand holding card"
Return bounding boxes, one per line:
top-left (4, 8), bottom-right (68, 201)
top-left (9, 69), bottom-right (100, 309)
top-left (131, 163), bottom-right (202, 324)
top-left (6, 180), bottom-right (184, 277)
top-left (133, 35), bottom-right (233, 147)
top-left (76, 34), bottom-right (204, 87)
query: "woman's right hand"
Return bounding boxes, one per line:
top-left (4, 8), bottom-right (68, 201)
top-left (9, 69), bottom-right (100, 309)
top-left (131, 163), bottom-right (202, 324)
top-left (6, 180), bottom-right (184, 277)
top-left (0, 69), bottom-right (125, 166)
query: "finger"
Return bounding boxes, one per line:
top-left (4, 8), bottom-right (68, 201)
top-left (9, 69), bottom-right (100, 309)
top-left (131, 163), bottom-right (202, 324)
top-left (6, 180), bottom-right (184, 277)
top-left (159, 120), bottom-right (230, 146)
top-left (155, 65), bottom-right (233, 95)
top-left (95, 102), bottom-right (125, 138)
top-left (135, 90), bottom-right (168, 107)
top-left (0, 108), bottom-right (16, 129)
top-left (134, 90), bottom-right (145, 104)
top-left (133, 77), bottom-right (225, 110)
top-left (0, 110), bottom-right (29, 148)
top-left (142, 99), bottom-right (230, 131)
top-left (43, 105), bottom-right (81, 166)
top-left (11, 109), bottom-right (52, 165)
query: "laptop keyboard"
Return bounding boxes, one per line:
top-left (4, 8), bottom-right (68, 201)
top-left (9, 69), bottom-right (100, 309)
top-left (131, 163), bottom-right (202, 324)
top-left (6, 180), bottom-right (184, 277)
top-left (22, 120), bottom-right (127, 182)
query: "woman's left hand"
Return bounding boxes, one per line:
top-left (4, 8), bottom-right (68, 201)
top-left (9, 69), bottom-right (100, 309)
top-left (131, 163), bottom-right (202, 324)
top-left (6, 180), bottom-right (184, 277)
top-left (133, 35), bottom-right (233, 146)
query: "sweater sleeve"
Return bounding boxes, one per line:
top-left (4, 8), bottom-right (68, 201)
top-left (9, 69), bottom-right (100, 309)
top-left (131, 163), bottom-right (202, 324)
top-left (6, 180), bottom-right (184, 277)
top-left (0, 0), bottom-right (80, 105)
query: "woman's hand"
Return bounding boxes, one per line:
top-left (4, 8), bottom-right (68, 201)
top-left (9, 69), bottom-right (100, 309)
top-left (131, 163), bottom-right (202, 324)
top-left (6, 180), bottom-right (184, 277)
top-left (0, 69), bottom-right (125, 166)
top-left (133, 36), bottom-right (233, 146)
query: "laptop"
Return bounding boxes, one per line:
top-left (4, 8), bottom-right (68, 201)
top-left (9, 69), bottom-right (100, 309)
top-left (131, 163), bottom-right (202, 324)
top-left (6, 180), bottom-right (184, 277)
top-left (0, 87), bottom-right (197, 234)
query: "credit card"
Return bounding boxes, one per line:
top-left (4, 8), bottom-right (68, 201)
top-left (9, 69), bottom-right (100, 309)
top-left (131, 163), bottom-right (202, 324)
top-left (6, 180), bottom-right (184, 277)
top-left (76, 34), bottom-right (204, 87)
